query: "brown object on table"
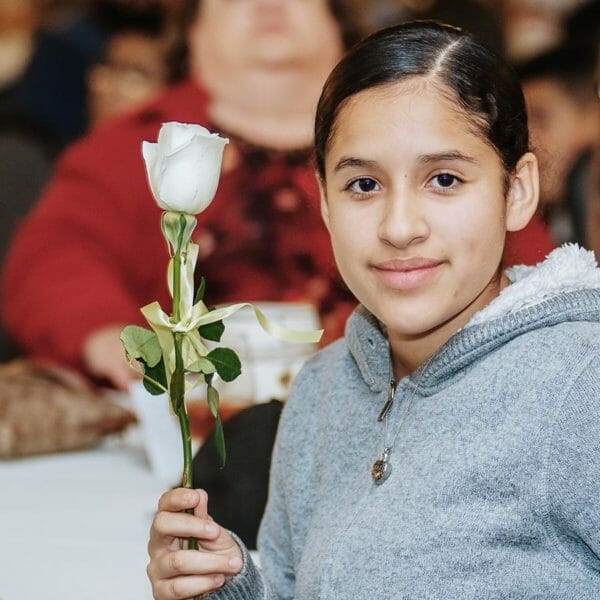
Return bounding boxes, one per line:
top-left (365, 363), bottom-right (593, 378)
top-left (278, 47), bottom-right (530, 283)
top-left (0, 360), bottom-right (136, 458)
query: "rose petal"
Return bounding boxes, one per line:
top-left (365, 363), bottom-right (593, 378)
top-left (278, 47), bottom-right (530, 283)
top-left (143, 122), bottom-right (229, 214)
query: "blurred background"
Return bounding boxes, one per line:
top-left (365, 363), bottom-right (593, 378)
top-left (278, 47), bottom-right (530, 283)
top-left (0, 0), bottom-right (596, 262)
top-left (0, 1), bottom-right (598, 596)
top-left (1, 0), bottom-right (599, 523)
top-left (1, 0), bottom-right (598, 486)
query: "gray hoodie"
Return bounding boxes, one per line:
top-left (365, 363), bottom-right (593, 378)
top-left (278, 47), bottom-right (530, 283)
top-left (214, 244), bottom-right (600, 599)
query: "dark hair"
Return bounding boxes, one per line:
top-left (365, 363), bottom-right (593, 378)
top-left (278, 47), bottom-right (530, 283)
top-left (517, 43), bottom-right (597, 105)
top-left (315, 21), bottom-right (529, 183)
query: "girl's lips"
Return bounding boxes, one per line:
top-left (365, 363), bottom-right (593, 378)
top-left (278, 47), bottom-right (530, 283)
top-left (372, 259), bottom-right (444, 290)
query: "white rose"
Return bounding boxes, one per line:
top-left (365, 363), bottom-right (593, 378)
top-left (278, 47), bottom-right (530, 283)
top-left (142, 122), bottom-right (229, 215)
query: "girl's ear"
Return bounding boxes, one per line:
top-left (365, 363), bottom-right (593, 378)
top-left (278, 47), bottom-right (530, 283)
top-left (318, 176), bottom-right (331, 232)
top-left (505, 152), bottom-right (540, 232)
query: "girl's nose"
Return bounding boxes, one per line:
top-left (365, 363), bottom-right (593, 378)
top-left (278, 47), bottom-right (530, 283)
top-left (377, 189), bottom-right (430, 249)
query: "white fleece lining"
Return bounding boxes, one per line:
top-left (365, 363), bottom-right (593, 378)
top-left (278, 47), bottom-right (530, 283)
top-left (466, 244), bottom-right (600, 328)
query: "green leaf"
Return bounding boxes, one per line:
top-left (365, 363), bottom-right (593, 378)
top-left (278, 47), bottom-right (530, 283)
top-left (206, 348), bottom-right (241, 382)
top-left (214, 415), bottom-right (226, 467)
top-left (140, 357), bottom-right (167, 395)
top-left (120, 325), bottom-right (162, 367)
top-left (194, 277), bottom-right (206, 304)
top-left (207, 385), bottom-right (219, 418)
top-left (187, 357), bottom-right (216, 374)
top-left (198, 319), bottom-right (225, 342)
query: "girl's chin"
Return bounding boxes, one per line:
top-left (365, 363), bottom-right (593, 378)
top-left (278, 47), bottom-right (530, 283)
top-left (373, 313), bottom-right (442, 337)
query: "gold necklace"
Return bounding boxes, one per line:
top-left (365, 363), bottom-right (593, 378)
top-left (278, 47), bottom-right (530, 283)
top-left (371, 358), bottom-right (432, 485)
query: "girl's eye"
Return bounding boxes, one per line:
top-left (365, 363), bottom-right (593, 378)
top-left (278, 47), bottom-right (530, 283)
top-left (430, 173), bottom-right (461, 190)
top-left (348, 177), bottom-right (380, 194)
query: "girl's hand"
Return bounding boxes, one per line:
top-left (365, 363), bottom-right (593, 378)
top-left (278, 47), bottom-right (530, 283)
top-left (147, 488), bottom-right (244, 599)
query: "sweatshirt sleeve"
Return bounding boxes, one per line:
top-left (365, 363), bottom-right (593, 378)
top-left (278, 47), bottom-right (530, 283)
top-left (0, 118), bottom-right (167, 370)
top-left (546, 352), bottom-right (600, 574)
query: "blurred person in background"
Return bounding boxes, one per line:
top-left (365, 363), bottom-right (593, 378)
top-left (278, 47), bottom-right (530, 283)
top-left (0, 1), bottom-right (178, 361)
top-left (1, 0), bottom-right (554, 391)
top-left (87, 2), bottom-right (174, 126)
top-left (0, 0), bottom-right (179, 146)
top-left (502, 0), bottom-right (587, 62)
top-left (519, 43), bottom-right (599, 246)
top-left (1, 0), bottom-right (364, 391)
top-left (0, 1), bottom-right (39, 102)
top-left (0, 0), bottom-right (67, 361)
top-left (0, 0), bottom-right (99, 146)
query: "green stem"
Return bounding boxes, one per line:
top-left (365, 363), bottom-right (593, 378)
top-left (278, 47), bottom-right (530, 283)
top-left (173, 333), bottom-right (193, 488)
top-left (171, 248), bottom-right (198, 554)
top-left (173, 247), bottom-right (182, 322)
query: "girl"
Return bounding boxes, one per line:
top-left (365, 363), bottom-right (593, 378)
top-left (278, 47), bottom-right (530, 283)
top-left (147, 22), bottom-right (600, 599)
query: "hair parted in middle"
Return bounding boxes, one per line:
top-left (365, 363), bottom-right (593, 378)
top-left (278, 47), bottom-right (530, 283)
top-left (315, 21), bottom-right (529, 187)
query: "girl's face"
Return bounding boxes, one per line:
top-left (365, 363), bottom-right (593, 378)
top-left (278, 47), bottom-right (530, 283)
top-left (321, 79), bottom-right (537, 353)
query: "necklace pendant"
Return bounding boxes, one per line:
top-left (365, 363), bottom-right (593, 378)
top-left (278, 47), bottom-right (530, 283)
top-left (371, 448), bottom-right (392, 485)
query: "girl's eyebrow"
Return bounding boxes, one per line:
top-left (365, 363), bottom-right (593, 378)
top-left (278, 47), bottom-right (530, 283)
top-left (333, 157), bottom-right (379, 173)
top-left (418, 151), bottom-right (477, 164)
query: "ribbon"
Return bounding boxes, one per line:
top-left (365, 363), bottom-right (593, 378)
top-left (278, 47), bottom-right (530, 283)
top-left (140, 211), bottom-right (323, 388)
top-left (142, 300), bottom-right (322, 380)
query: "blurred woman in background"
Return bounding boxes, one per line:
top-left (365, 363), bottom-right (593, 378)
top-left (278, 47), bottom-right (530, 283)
top-left (1, 0), bottom-right (364, 389)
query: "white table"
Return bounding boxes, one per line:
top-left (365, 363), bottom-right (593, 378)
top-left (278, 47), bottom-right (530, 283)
top-left (0, 433), bottom-right (165, 600)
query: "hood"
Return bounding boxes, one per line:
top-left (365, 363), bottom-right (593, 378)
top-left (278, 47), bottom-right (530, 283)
top-left (467, 244), bottom-right (600, 327)
top-left (346, 245), bottom-right (600, 394)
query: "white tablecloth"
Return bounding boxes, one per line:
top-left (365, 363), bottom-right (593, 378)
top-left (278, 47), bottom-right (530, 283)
top-left (0, 433), bottom-right (165, 600)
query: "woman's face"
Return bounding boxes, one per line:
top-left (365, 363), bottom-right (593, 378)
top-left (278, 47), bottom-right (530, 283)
top-left (189, 0), bottom-right (343, 72)
top-left (321, 79), bottom-right (534, 346)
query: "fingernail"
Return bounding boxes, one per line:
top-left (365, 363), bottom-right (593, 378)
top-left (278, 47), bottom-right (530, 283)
top-left (229, 557), bottom-right (242, 569)
top-left (214, 574), bottom-right (225, 586)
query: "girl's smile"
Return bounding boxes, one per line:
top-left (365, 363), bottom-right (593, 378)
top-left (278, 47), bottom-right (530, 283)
top-left (371, 257), bottom-right (445, 290)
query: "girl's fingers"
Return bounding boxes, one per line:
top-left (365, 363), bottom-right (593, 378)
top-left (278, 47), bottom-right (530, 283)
top-left (151, 549), bottom-right (243, 579)
top-left (150, 512), bottom-right (220, 549)
top-left (152, 574), bottom-right (226, 600)
top-left (157, 488), bottom-right (201, 513)
top-left (149, 487), bottom-right (243, 572)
